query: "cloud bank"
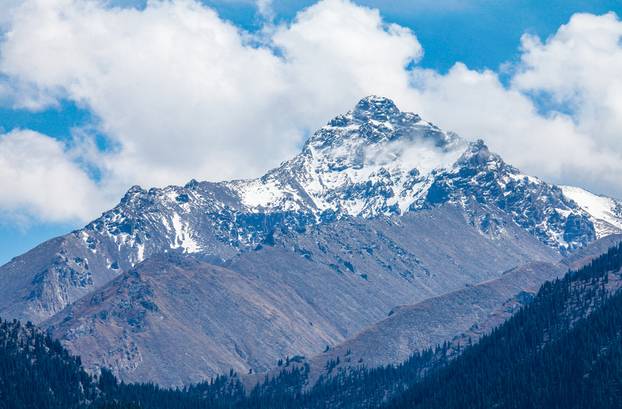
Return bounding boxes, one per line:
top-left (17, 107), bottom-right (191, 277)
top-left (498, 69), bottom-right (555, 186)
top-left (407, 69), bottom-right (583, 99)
top-left (0, 0), bottom-right (620, 224)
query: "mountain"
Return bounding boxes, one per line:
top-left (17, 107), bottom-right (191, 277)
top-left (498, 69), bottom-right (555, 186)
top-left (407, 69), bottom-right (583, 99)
top-left (1, 96), bottom-right (621, 385)
top-left (43, 206), bottom-right (554, 386)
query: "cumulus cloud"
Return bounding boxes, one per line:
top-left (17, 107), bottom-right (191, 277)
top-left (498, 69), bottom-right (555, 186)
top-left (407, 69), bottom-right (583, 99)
top-left (1, 0), bottom-right (292, 187)
top-left (513, 12), bottom-right (622, 161)
top-left (406, 63), bottom-right (622, 198)
top-left (0, 0), bottom-right (420, 190)
top-left (0, 0), bottom-right (620, 225)
top-left (515, 13), bottom-right (622, 128)
top-left (406, 12), bottom-right (622, 197)
top-left (0, 130), bottom-right (108, 223)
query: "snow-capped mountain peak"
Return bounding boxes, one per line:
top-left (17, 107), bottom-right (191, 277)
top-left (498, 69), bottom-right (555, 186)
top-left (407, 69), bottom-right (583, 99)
top-left (75, 96), bottom-right (620, 267)
top-left (303, 95), bottom-right (459, 152)
top-left (232, 96), bottom-right (467, 217)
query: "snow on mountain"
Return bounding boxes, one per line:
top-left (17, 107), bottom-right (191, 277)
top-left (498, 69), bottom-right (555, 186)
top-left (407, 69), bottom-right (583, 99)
top-left (560, 185), bottom-right (622, 239)
top-left (0, 95), bottom-right (613, 325)
top-left (216, 96), bottom-right (598, 253)
top-left (229, 96), bottom-right (467, 217)
top-left (82, 95), bottom-right (598, 267)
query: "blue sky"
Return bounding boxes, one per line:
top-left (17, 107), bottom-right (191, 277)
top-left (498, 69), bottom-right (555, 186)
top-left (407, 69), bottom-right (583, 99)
top-left (206, 0), bottom-right (622, 72)
top-left (0, 0), bottom-right (621, 264)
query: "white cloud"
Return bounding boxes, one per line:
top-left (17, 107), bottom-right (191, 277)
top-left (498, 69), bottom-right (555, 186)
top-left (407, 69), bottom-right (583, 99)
top-left (0, 0), bottom-right (620, 225)
top-left (404, 12), bottom-right (622, 198)
top-left (513, 12), bottom-right (622, 160)
top-left (256, 0), bottom-right (274, 21)
top-left (0, 0), bottom-right (421, 193)
top-left (4, 0), bottom-right (293, 185)
top-left (272, 0), bottom-right (421, 117)
top-left (0, 130), bottom-right (108, 223)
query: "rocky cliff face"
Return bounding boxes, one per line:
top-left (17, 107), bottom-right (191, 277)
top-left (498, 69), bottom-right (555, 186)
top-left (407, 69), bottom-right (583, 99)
top-left (1, 96), bottom-right (620, 385)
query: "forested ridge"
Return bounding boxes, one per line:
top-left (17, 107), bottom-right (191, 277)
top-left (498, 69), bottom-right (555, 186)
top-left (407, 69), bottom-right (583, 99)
top-left (0, 318), bottom-right (96, 409)
top-left (388, 242), bottom-right (622, 409)
top-left (2, 242), bottom-right (622, 409)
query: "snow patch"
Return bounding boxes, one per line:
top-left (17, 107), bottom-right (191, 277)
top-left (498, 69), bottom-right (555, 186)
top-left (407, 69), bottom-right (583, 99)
top-left (561, 186), bottom-right (622, 238)
top-left (136, 244), bottom-right (145, 264)
top-left (170, 213), bottom-right (201, 253)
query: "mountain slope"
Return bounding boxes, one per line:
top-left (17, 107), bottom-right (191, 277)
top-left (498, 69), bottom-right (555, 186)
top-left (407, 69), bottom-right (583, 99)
top-left (0, 237), bottom-right (121, 324)
top-left (44, 203), bottom-right (556, 386)
top-left (561, 185), bottom-right (622, 238)
top-left (216, 239), bottom-right (622, 409)
top-left (309, 234), bottom-right (622, 376)
top-left (388, 241), bottom-right (622, 409)
top-left (235, 234), bottom-right (620, 393)
top-left (305, 261), bottom-right (561, 375)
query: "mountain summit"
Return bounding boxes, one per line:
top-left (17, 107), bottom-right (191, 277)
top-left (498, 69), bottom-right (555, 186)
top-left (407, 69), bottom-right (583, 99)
top-left (1, 96), bottom-right (621, 385)
top-left (77, 95), bottom-right (603, 263)
top-left (223, 97), bottom-right (464, 227)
